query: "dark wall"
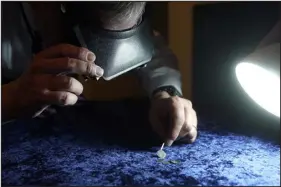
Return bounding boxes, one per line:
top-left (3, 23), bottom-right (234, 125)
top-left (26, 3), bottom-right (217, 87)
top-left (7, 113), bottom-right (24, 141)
top-left (192, 2), bottom-right (280, 141)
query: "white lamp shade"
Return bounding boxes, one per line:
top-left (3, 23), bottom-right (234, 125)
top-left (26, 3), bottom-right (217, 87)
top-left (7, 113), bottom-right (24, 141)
top-left (235, 19), bottom-right (280, 118)
top-left (235, 43), bottom-right (280, 118)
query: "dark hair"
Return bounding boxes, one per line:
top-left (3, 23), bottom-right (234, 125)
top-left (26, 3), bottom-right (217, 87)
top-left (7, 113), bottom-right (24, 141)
top-left (66, 2), bottom-right (146, 30)
top-left (97, 2), bottom-right (146, 30)
top-left (98, 2), bottom-right (146, 21)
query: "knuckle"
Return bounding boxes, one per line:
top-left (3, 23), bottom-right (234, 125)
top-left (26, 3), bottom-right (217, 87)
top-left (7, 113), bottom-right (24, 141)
top-left (86, 62), bottom-right (93, 74)
top-left (190, 127), bottom-right (198, 138)
top-left (170, 96), bottom-right (180, 108)
top-left (63, 76), bottom-right (74, 90)
top-left (191, 132), bottom-right (198, 141)
top-left (186, 100), bottom-right (192, 108)
top-left (173, 95), bottom-right (181, 101)
top-left (183, 124), bottom-right (192, 133)
top-left (185, 133), bottom-right (197, 144)
top-left (78, 47), bottom-right (87, 58)
top-left (65, 57), bottom-right (76, 70)
top-left (189, 137), bottom-right (197, 143)
top-left (60, 93), bottom-right (69, 105)
top-left (179, 129), bottom-right (197, 144)
top-left (169, 98), bottom-right (184, 119)
top-left (58, 93), bottom-right (72, 105)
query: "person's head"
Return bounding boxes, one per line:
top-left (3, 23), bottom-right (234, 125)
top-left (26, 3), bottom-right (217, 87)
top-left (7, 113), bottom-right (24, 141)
top-left (64, 2), bottom-right (152, 80)
top-left (67, 2), bottom-right (146, 31)
top-left (96, 2), bottom-right (146, 30)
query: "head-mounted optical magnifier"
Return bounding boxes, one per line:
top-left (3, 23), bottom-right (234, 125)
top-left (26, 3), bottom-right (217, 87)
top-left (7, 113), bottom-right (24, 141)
top-left (64, 3), bottom-right (155, 81)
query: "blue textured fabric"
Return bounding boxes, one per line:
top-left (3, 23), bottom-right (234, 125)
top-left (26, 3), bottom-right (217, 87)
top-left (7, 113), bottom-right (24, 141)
top-left (2, 101), bottom-right (280, 186)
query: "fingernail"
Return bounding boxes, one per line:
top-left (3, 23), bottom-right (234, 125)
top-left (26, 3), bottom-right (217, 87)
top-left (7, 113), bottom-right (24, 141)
top-left (166, 140), bottom-right (173, 147)
top-left (87, 52), bottom-right (95, 62)
top-left (95, 66), bottom-right (104, 77)
top-left (96, 77), bottom-right (100, 81)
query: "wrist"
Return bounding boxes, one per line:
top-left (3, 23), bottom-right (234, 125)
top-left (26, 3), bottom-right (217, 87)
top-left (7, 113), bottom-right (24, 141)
top-left (152, 86), bottom-right (182, 99)
top-left (152, 90), bottom-right (170, 100)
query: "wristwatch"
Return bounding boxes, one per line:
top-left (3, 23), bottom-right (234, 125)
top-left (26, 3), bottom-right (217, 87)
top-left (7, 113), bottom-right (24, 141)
top-left (152, 86), bottom-right (182, 97)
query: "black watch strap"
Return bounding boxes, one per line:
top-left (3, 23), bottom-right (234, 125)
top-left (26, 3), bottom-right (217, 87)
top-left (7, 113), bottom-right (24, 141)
top-left (152, 86), bottom-right (182, 97)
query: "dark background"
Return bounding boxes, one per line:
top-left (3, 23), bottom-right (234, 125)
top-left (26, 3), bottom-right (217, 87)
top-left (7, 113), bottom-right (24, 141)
top-left (146, 2), bottom-right (168, 40)
top-left (192, 2), bottom-right (280, 142)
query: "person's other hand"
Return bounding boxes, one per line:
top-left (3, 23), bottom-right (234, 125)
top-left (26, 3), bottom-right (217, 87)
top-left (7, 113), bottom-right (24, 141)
top-left (9, 44), bottom-right (104, 118)
top-left (149, 91), bottom-right (198, 146)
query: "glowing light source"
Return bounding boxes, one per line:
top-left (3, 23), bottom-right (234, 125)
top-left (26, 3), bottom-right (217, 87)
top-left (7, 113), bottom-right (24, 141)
top-left (235, 62), bottom-right (280, 117)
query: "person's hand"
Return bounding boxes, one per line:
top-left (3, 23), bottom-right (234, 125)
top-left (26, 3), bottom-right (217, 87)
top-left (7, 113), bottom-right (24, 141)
top-left (149, 91), bottom-right (198, 146)
top-left (6, 44), bottom-right (104, 119)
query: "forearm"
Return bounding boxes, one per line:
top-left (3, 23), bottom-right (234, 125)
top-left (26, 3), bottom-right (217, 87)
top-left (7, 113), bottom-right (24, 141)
top-left (2, 81), bottom-right (20, 122)
top-left (137, 32), bottom-right (182, 97)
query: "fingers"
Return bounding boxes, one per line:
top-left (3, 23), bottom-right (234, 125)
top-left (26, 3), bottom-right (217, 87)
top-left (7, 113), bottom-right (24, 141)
top-left (179, 99), bottom-right (194, 134)
top-left (32, 57), bottom-right (104, 77)
top-left (49, 75), bottom-right (83, 95)
top-left (167, 96), bottom-right (185, 146)
top-left (41, 90), bottom-right (78, 106)
top-left (27, 74), bottom-right (80, 106)
top-left (33, 44), bottom-right (104, 78)
top-left (32, 74), bottom-right (83, 96)
top-left (189, 110), bottom-right (198, 143)
top-left (36, 44), bottom-right (96, 62)
top-left (151, 96), bottom-right (197, 146)
top-left (179, 100), bottom-right (198, 143)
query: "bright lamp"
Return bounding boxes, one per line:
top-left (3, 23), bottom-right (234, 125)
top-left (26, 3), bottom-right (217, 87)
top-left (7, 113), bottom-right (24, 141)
top-left (235, 22), bottom-right (280, 118)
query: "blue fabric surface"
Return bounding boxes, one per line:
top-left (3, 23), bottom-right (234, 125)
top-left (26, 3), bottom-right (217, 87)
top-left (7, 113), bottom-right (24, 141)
top-left (2, 101), bottom-right (280, 186)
